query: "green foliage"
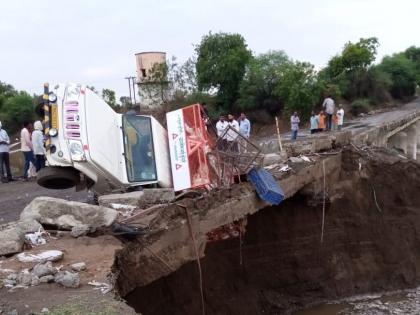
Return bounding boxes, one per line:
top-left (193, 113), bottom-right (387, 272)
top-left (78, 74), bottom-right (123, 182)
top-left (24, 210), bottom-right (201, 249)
top-left (351, 98), bottom-right (371, 115)
top-left (0, 81), bottom-right (17, 111)
top-left (238, 51), bottom-right (290, 113)
top-left (366, 67), bottom-right (392, 103)
top-left (322, 37), bottom-right (379, 100)
top-left (404, 46), bottom-right (420, 85)
top-left (238, 51), bottom-right (321, 118)
top-left (102, 88), bottom-right (118, 109)
top-left (277, 61), bottom-right (322, 118)
top-left (377, 53), bottom-right (416, 99)
top-left (196, 32), bottom-right (252, 110)
top-left (0, 92), bottom-right (35, 134)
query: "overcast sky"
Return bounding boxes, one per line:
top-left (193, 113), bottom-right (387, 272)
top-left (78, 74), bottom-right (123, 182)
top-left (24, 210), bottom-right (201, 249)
top-left (0, 0), bottom-right (418, 99)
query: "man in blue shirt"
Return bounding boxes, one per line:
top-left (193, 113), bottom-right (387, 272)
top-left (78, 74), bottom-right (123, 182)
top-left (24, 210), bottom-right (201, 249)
top-left (0, 121), bottom-right (13, 183)
top-left (239, 113), bottom-right (251, 138)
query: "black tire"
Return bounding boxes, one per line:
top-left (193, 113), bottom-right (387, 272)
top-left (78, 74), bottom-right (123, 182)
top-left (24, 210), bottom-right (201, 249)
top-left (37, 167), bottom-right (80, 189)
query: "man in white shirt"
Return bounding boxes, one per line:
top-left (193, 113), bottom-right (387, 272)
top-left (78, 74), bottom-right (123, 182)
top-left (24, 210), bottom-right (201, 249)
top-left (322, 95), bottom-right (335, 131)
top-left (0, 121), bottom-right (13, 183)
top-left (226, 114), bottom-right (240, 152)
top-left (215, 115), bottom-right (228, 150)
top-left (336, 104), bottom-right (345, 130)
top-left (239, 113), bottom-right (251, 138)
top-left (21, 121), bottom-right (35, 180)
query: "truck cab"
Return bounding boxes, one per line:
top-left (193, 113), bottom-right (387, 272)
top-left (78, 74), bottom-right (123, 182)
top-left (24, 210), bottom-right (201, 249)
top-left (37, 83), bottom-right (172, 194)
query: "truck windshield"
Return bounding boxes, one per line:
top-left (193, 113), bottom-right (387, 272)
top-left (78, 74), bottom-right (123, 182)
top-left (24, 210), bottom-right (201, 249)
top-left (122, 115), bottom-right (157, 182)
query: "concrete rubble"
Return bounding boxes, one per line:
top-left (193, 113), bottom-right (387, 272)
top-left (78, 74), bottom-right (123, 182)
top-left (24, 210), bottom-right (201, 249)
top-left (98, 188), bottom-right (175, 209)
top-left (262, 152), bottom-right (287, 166)
top-left (54, 271), bottom-right (80, 288)
top-left (32, 262), bottom-right (57, 277)
top-left (20, 196), bottom-right (118, 232)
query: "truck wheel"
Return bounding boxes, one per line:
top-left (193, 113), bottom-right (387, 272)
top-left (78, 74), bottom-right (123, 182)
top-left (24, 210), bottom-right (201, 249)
top-left (37, 167), bottom-right (80, 189)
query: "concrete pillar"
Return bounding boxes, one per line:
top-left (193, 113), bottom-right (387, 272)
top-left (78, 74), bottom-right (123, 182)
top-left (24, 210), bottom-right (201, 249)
top-left (406, 125), bottom-right (418, 160)
top-left (388, 132), bottom-right (408, 154)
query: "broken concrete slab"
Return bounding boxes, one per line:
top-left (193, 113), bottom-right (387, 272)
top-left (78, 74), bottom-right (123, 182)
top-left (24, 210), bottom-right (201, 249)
top-left (263, 153), bottom-right (287, 166)
top-left (55, 271), bottom-right (80, 288)
top-left (114, 153), bottom-right (343, 296)
top-left (0, 226), bottom-right (25, 256)
top-left (20, 196), bottom-right (118, 232)
top-left (17, 250), bottom-right (63, 263)
top-left (98, 188), bottom-right (175, 209)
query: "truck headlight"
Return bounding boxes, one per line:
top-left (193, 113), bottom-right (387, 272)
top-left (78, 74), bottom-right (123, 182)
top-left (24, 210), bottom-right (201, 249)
top-left (69, 140), bottom-right (86, 161)
top-left (49, 128), bottom-right (58, 137)
top-left (48, 93), bottom-right (57, 103)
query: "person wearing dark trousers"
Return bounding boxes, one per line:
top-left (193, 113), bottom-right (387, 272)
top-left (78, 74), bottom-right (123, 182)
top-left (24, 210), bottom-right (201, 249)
top-left (32, 121), bottom-right (46, 172)
top-left (322, 95), bottom-right (335, 131)
top-left (20, 121), bottom-right (35, 180)
top-left (0, 121), bottom-right (13, 183)
top-left (290, 112), bottom-right (300, 141)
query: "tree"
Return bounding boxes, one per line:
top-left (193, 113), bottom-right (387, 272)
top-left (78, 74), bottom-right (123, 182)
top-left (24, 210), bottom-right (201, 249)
top-left (238, 51), bottom-right (321, 118)
top-left (1, 92), bottom-right (34, 134)
top-left (322, 37), bottom-right (379, 100)
top-left (102, 88), bottom-right (118, 109)
top-left (0, 81), bottom-right (17, 111)
top-left (404, 46), bottom-right (420, 85)
top-left (277, 61), bottom-right (322, 118)
top-left (196, 32), bottom-right (252, 110)
top-left (377, 53), bottom-right (416, 99)
top-left (238, 51), bottom-right (291, 113)
top-left (120, 96), bottom-right (132, 108)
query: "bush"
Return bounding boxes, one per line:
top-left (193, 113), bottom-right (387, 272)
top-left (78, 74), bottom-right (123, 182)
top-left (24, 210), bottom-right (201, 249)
top-left (1, 92), bottom-right (35, 134)
top-left (351, 99), bottom-right (371, 115)
top-left (377, 53), bottom-right (416, 99)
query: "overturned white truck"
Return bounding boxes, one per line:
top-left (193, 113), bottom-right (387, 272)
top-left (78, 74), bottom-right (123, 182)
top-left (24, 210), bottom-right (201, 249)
top-left (37, 83), bottom-right (173, 194)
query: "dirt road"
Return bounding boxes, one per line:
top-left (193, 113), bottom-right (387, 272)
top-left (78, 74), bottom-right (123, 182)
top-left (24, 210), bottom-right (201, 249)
top-left (0, 180), bottom-right (90, 224)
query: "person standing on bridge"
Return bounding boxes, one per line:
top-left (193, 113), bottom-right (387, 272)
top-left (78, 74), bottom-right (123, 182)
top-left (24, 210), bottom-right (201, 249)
top-left (216, 115), bottom-right (228, 150)
top-left (0, 121), bottom-right (13, 183)
top-left (20, 121), bottom-right (35, 181)
top-left (239, 113), bottom-right (251, 139)
top-left (337, 104), bottom-right (345, 130)
top-left (318, 110), bottom-right (326, 132)
top-left (322, 95), bottom-right (335, 131)
top-left (310, 111), bottom-right (319, 134)
top-left (227, 114), bottom-right (240, 152)
top-left (290, 112), bottom-right (300, 141)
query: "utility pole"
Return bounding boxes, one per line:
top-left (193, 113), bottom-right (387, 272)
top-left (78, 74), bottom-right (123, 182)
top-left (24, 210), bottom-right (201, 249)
top-left (125, 77), bottom-right (132, 104)
top-left (130, 76), bottom-right (137, 105)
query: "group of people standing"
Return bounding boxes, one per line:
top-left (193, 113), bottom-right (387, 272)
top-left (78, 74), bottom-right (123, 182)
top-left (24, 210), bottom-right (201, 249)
top-left (291, 95), bottom-right (345, 140)
top-left (0, 120), bottom-right (46, 183)
top-left (215, 113), bottom-right (251, 150)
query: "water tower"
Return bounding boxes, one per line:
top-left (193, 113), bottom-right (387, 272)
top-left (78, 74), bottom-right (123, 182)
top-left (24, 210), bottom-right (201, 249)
top-left (135, 52), bottom-right (168, 108)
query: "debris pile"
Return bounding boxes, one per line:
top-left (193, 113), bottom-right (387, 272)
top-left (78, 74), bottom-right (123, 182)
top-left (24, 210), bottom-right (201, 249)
top-left (2, 251), bottom-right (86, 290)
